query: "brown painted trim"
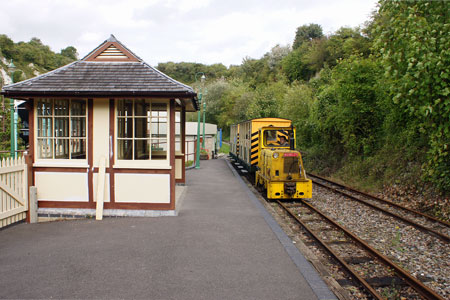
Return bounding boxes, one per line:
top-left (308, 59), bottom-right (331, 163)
top-left (27, 99), bottom-right (35, 187)
top-left (38, 201), bottom-right (95, 209)
top-left (113, 168), bottom-right (171, 174)
top-left (92, 167), bottom-right (170, 174)
top-left (109, 99), bottom-right (115, 203)
top-left (181, 106), bottom-right (186, 184)
top-left (170, 100), bottom-right (175, 210)
top-left (34, 167), bottom-right (88, 173)
top-left (26, 100), bottom-right (35, 163)
top-left (88, 99), bottom-right (94, 203)
top-left (24, 154), bottom-right (33, 223)
top-left (84, 41), bottom-right (140, 62)
top-left (25, 99), bottom-right (36, 224)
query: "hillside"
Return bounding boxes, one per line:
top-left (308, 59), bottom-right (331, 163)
top-left (0, 34), bottom-right (78, 152)
top-left (0, 35), bottom-right (77, 86)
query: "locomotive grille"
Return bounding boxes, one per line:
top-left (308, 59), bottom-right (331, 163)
top-left (284, 157), bottom-right (298, 174)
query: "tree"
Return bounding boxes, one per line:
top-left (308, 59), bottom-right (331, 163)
top-left (373, 0), bottom-right (450, 191)
top-left (293, 23), bottom-right (323, 50)
top-left (324, 27), bottom-right (371, 67)
top-left (61, 46), bottom-right (78, 60)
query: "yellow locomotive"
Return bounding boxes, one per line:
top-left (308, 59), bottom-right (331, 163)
top-left (230, 118), bottom-right (312, 199)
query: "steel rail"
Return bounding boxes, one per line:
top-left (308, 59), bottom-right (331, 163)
top-left (280, 200), bottom-right (445, 300)
top-left (308, 172), bottom-right (450, 228)
top-left (277, 201), bottom-right (385, 300)
top-left (310, 178), bottom-right (450, 243)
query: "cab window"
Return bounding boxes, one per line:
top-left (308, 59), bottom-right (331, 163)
top-left (263, 129), bottom-right (290, 147)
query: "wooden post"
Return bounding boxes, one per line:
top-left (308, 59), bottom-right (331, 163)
top-left (96, 156), bottom-right (106, 220)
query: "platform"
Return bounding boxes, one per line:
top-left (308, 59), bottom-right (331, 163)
top-left (0, 158), bottom-right (336, 299)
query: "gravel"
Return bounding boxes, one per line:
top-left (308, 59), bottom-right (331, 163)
top-left (310, 185), bottom-right (450, 299)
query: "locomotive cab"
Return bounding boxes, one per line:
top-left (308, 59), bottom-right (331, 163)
top-left (255, 126), bottom-right (312, 199)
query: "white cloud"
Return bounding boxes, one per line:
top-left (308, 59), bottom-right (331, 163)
top-left (1, 0), bottom-right (378, 66)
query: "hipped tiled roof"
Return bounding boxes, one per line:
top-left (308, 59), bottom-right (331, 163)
top-left (1, 35), bottom-right (197, 108)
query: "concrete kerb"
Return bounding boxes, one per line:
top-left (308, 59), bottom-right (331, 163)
top-left (225, 159), bottom-right (337, 300)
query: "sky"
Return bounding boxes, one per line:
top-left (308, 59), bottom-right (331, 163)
top-left (0, 0), bottom-right (378, 67)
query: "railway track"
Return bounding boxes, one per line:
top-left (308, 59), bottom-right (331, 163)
top-left (278, 200), bottom-right (445, 300)
top-left (307, 173), bottom-right (450, 243)
top-left (228, 158), bottom-right (448, 299)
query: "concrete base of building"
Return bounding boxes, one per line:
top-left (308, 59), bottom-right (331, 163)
top-left (37, 208), bottom-right (177, 222)
top-left (37, 185), bottom-right (188, 222)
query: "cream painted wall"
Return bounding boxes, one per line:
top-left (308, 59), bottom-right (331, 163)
top-left (93, 99), bottom-right (110, 168)
top-left (35, 172), bottom-right (88, 201)
top-left (175, 158), bottom-right (182, 179)
top-left (93, 173), bottom-right (110, 202)
top-left (115, 173), bottom-right (170, 203)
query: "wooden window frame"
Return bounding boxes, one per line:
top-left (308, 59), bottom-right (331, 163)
top-left (114, 99), bottom-right (171, 169)
top-left (34, 98), bottom-right (88, 167)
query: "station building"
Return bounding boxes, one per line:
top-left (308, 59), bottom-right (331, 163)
top-left (185, 122), bottom-right (218, 161)
top-left (1, 35), bottom-right (197, 216)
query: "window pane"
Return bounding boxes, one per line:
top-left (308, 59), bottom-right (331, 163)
top-left (71, 139), bottom-right (86, 159)
top-left (71, 100), bottom-right (86, 116)
top-left (54, 117), bottom-right (69, 137)
top-left (37, 99), bottom-right (52, 116)
top-left (135, 118), bottom-right (150, 138)
top-left (135, 140), bottom-right (149, 160)
top-left (54, 100), bottom-right (69, 116)
top-left (71, 117), bottom-right (86, 137)
top-left (158, 123), bottom-right (167, 138)
top-left (151, 139), bottom-right (167, 160)
top-left (175, 111), bottom-right (180, 122)
top-left (54, 139), bottom-right (70, 159)
top-left (118, 99), bottom-right (133, 117)
top-left (37, 139), bottom-right (53, 159)
top-left (37, 117), bottom-right (53, 137)
top-left (134, 99), bottom-right (150, 116)
top-left (175, 137), bottom-right (181, 152)
top-left (151, 122), bottom-right (158, 135)
top-left (175, 123), bottom-right (180, 135)
top-left (118, 139), bottom-right (133, 160)
top-left (118, 118), bottom-right (133, 138)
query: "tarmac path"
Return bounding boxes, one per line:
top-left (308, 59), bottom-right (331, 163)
top-left (0, 159), bottom-right (332, 299)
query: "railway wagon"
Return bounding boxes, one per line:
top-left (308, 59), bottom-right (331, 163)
top-left (230, 118), bottom-right (312, 199)
top-left (230, 123), bottom-right (239, 160)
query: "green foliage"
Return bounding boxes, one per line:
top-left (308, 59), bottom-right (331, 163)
top-left (324, 27), bottom-right (372, 66)
top-left (373, 0), bottom-right (450, 191)
top-left (0, 34), bottom-right (78, 80)
top-left (281, 46), bottom-right (313, 83)
top-left (156, 61), bottom-right (227, 85)
top-left (0, 98), bottom-right (13, 151)
top-left (280, 83), bottom-right (316, 147)
top-left (322, 56), bottom-right (385, 157)
top-left (219, 143), bottom-right (230, 154)
top-left (293, 23), bottom-right (323, 50)
top-left (282, 27), bottom-right (372, 83)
